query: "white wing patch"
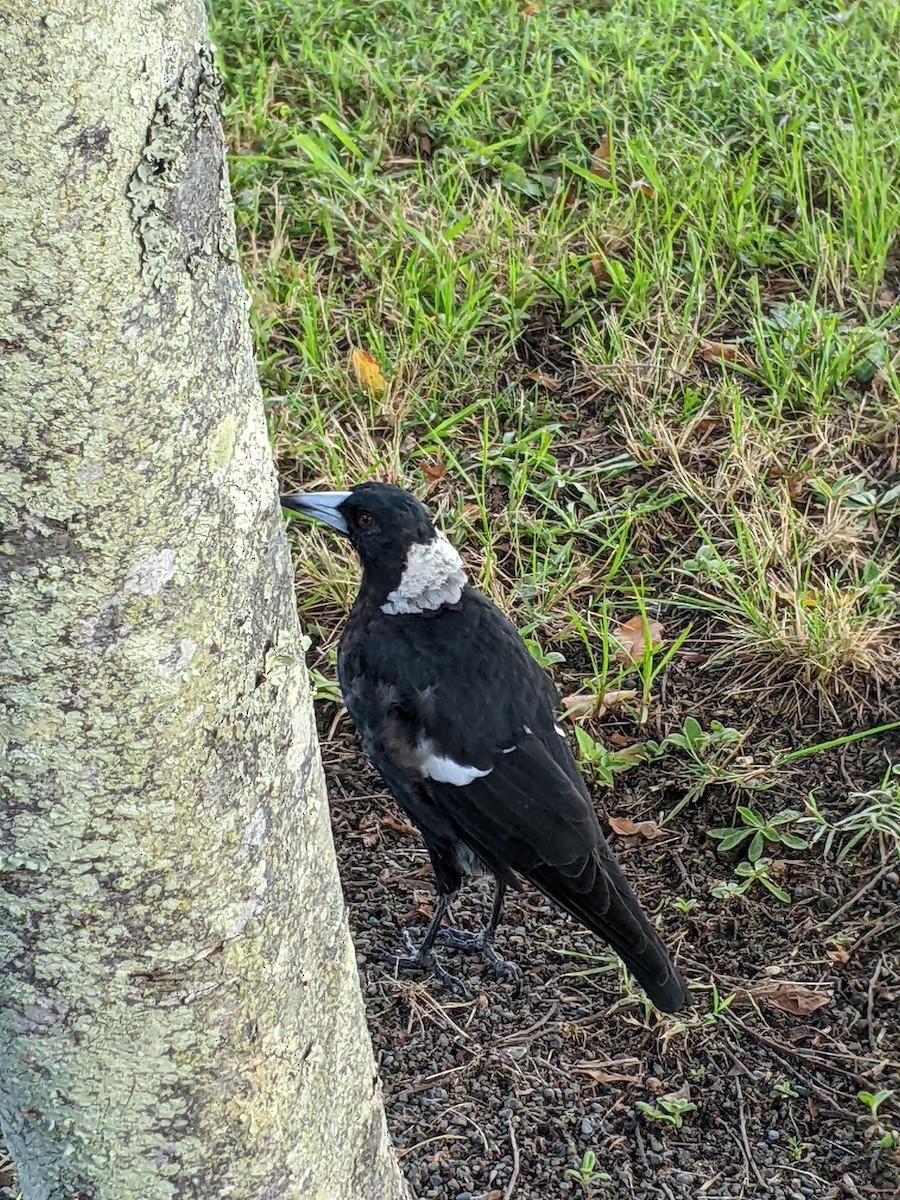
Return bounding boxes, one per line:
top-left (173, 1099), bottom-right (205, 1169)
top-left (417, 736), bottom-right (491, 786)
top-left (381, 533), bottom-right (468, 615)
top-left (421, 752), bottom-right (492, 786)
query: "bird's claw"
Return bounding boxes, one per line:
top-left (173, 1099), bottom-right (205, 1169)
top-left (436, 927), bottom-right (517, 980)
top-left (381, 933), bottom-right (471, 998)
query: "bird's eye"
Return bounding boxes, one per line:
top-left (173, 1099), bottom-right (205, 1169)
top-left (356, 511), bottom-right (375, 529)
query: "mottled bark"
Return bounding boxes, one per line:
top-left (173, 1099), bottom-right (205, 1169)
top-left (0, 3), bottom-right (406, 1198)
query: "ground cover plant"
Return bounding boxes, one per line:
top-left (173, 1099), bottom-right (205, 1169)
top-left (170, 0), bottom-right (900, 1196)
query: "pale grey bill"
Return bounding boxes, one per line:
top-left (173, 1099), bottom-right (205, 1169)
top-left (280, 491), bottom-right (353, 534)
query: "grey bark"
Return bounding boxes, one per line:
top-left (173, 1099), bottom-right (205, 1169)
top-left (0, 3), bottom-right (406, 1198)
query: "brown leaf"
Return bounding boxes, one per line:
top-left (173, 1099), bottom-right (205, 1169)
top-left (826, 944), bottom-right (850, 965)
top-left (608, 816), bottom-right (665, 841)
top-left (521, 2), bottom-right (542, 14)
top-left (751, 981), bottom-right (832, 1017)
top-left (562, 688), bottom-right (636, 722)
top-left (578, 1067), bottom-right (640, 1086)
top-left (699, 338), bottom-right (740, 364)
top-left (561, 692), bottom-right (597, 721)
top-left (633, 180), bottom-right (656, 199)
top-left (613, 615), bottom-right (664, 664)
top-left (524, 370), bottom-right (561, 390)
top-left (574, 1058), bottom-right (641, 1086)
top-left (422, 457), bottom-right (447, 483)
top-left (381, 815), bottom-right (419, 838)
top-left (349, 346), bottom-right (385, 396)
top-left (591, 134), bottom-right (612, 179)
top-left (590, 252), bottom-right (611, 282)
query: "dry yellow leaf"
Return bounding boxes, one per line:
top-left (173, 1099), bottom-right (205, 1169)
top-left (349, 346), bottom-right (385, 396)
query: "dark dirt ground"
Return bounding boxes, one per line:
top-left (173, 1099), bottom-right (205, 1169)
top-left (322, 707), bottom-right (899, 1200)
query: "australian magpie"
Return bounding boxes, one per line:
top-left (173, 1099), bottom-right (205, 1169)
top-left (282, 482), bottom-right (691, 1013)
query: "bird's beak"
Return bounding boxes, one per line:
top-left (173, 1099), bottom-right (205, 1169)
top-left (280, 491), bottom-right (352, 535)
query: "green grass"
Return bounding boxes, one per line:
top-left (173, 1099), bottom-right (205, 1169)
top-left (211, 0), bottom-right (900, 731)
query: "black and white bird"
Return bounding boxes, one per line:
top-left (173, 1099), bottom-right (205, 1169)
top-left (282, 482), bottom-right (691, 1013)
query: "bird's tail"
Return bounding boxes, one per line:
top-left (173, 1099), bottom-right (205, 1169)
top-left (530, 850), bottom-right (692, 1014)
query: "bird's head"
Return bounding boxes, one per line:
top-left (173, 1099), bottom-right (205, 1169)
top-left (281, 482), bottom-right (468, 614)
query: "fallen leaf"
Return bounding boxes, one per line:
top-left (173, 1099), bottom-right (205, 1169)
top-left (524, 370), bottom-right (561, 390)
top-left (826, 944), bottom-right (851, 965)
top-left (521, 1), bottom-right (542, 13)
top-left (751, 981), bottom-right (832, 1017)
top-left (590, 251), bottom-right (611, 282)
top-left (576, 1065), bottom-right (641, 1085)
top-left (562, 692), bottom-right (597, 721)
top-left (422, 456), bottom-right (447, 483)
top-left (562, 688), bottom-right (636, 721)
top-left (608, 731), bottom-right (632, 747)
top-left (349, 346), bottom-right (385, 396)
top-left (591, 134), bottom-right (612, 178)
top-left (699, 338), bottom-right (740, 364)
top-left (613, 615), bottom-right (664, 664)
top-left (677, 650), bottom-right (709, 665)
top-left (633, 180), bottom-right (656, 198)
top-left (663, 1082), bottom-right (692, 1104)
top-left (381, 815), bottom-right (419, 838)
top-left (608, 816), bottom-right (665, 841)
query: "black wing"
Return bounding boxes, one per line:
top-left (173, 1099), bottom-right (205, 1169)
top-left (340, 588), bottom-right (690, 1012)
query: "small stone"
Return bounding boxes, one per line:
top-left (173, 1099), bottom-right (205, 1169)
top-left (579, 1117), bottom-right (594, 1137)
top-left (767, 1129), bottom-right (780, 1143)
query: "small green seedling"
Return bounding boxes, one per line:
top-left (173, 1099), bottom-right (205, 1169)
top-left (672, 896), bottom-right (699, 914)
top-left (524, 636), bottom-right (566, 669)
top-left (635, 1097), bottom-right (696, 1129)
top-left (708, 806), bottom-right (808, 863)
top-left (309, 667), bottom-right (343, 705)
top-left (804, 764), bottom-right (900, 863)
top-left (564, 1149), bottom-right (611, 1195)
top-left (857, 1089), bottom-right (894, 1121)
top-left (574, 726), bottom-right (647, 787)
top-left (773, 1079), bottom-right (800, 1099)
top-left (711, 857), bottom-right (791, 904)
top-left (787, 1134), bottom-right (810, 1161)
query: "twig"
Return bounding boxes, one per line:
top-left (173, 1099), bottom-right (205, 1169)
top-left (866, 955), bottom-right (883, 1053)
top-left (821, 863), bottom-right (891, 927)
top-left (728, 1013), bottom-right (869, 1087)
top-left (669, 848), bottom-right (699, 895)
top-left (733, 1068), bottom-right (768, 1190)
top-left (504, 1117), bottom-right (521, 1200)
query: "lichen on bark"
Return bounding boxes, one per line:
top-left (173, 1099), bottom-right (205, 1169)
top-left (0, 3), bottom-right (406, 1198)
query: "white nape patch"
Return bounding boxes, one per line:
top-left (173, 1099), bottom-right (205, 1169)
top-left (381, 533), bottom-right (468, 616)
top-left (418, 736), bottom-right (491, 786)
top-left (554, 724), bottom-right (566, 737)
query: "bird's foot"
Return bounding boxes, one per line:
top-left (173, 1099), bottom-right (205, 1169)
top-left (381, 930), bottom-right (471, 998)
top-left (435, 927), bottom-right (517, 980)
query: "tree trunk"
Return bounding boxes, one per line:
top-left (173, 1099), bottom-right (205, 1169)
top-left (0, 3), bottom-right (406, 1198)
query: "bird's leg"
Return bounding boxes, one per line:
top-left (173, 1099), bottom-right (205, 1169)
top-left (436, 880), bottom-right (516, 979)
top-left (382, 893), bottom-right (470, 997)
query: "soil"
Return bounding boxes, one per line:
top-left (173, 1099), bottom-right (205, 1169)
top-left (324, 712), bottom-right (900, 1200)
